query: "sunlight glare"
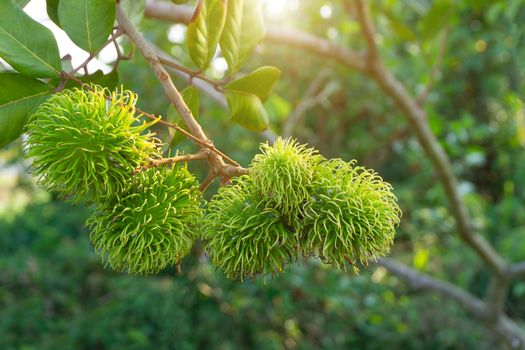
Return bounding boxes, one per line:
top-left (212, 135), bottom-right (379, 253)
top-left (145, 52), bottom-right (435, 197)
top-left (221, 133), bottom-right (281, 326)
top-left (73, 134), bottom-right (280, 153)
top-left (320, 5), bottom-right (333, 19)
top-left (264, 0), bottom-right (286, 18)
top-left (263, 0), bottom-right (299, 20)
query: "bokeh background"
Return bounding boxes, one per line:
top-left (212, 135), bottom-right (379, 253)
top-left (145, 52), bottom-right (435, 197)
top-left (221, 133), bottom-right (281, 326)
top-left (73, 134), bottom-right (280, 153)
top-left (1, 0), bottom-right (525, 348)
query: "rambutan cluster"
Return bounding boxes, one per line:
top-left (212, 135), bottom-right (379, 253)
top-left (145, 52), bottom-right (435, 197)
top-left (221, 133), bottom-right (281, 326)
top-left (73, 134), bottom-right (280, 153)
top-left (203, 138), bottom-right (401, 280)
top-left (26, 86), bottom-right (202, 274)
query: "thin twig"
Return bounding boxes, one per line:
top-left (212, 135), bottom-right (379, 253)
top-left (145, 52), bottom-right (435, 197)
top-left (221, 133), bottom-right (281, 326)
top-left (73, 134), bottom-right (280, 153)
top-left (139, 151), bottom-right (208, 172)
top-left (354, 0), bottom-right (379, 62)
top-left (282, 68), bottom-right (334, 138)
top-left (199, 170), bottom-right (217, 192)
top-left (68, 29), bottom-right (123, 77)
top-left (158, 56), bottom-right (225, 91)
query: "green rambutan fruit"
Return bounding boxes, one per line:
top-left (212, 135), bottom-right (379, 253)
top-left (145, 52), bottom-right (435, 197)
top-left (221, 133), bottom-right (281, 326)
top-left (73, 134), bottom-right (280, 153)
top-left (25, 86), bottom-right (158, 203)
top-left (250, 137), bottom-right (323, 219)
top-left (302, 159), bottom-right (401, 272)
top-left (202, 175), bottom-right (298, 280)
top-left (87, 165), bottom-right (202, 275)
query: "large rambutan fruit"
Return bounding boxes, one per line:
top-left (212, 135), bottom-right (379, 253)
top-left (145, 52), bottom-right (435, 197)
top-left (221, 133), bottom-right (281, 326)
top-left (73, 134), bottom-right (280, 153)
top-left (249, 137), bottom-right (323, 220)
top-left (302, 159), bottom-right (401, 271)
top-left (202, 175), bottom-right (298, 280)
top-left (25, 86), bottom-right (158, 203)
top-left (87, 165), bottom-right (202, 275)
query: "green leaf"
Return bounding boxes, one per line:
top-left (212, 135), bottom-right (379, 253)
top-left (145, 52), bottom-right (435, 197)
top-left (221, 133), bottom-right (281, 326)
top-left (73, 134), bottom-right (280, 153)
top-left (0, 0), bottom-right (61, 78)
top-left (80, 70), bottom-right (119, 90)
top-left (58, 0), bottom-right (116, 53)
top-left (421, 1), bottom-right (455, 40)
top-left (220, 0), bottom-right (265, 73)
top-left (226, 90), bottom-right (268, 132)
top-left (225, 66), bottom-right (281, 102)
top-left (187, 0), bottom-right (227, 70)
top-left (167, 86), bottom-right (200, 147)
top-left (0, 73), bottom-right (54, 148)
top-left (119, 0), bottom-right (146, 28)
top-left (46, 0), bottom-right (61, 26)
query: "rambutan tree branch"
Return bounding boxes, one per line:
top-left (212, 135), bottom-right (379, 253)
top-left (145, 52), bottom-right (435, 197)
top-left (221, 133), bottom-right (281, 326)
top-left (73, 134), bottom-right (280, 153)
top-left (377, 259), bottom-right (525, 348)
top-left (350, 0), bottom-right (507, 276)
top-left (141, 150), bottom-right (208, 171)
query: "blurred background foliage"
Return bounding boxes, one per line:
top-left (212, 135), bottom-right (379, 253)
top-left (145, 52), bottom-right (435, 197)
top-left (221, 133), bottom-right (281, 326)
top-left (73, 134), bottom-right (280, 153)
top-left (1, 0), bottom-right (525, 348)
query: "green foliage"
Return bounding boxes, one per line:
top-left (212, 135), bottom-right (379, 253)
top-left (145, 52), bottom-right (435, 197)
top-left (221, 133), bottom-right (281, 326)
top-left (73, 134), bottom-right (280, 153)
top-left (203, 175), bottom-right (297, 280)
top-left (88, 165), bottom-right (203, 275)
top-left (250, 138), bottom-right (322, 218)
top-left (302, 159), bottom-right (401, 271)
top-left (58, 0), bottom-right (116, 53)
top-left (219, 0), bottom-right (266, 73)
top-left (25, 86), bottom-right (158, 203)
top-left (225, 89), bottom-right (269, 131)
top-left (224, 66), bottom-right (281, 131)
top-left (187, 0), bottom-right (227, 70)
top-left (0, 0), bottom-right (61, 78)
top-left (225, 66), bottom-right (282, 102)
top-left (0, 73), bottom-right (54, 148)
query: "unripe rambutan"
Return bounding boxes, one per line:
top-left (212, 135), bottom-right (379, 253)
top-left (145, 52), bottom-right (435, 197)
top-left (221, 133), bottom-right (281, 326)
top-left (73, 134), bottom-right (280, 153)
top-left (87, 165), bottom-right (202, 275)
top-left (25, 86), bottom-right (158, 203)
top-left (250, 137), bottom-right (323, 219)
top-left (203, 176), bottom-right (298, 280)
top-left (302, 159), bottom-right (401, 271)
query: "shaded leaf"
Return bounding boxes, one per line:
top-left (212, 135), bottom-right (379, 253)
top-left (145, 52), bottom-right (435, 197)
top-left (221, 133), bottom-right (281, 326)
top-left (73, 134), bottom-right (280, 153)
top-left (220, 0), bottom-right (265, 73)
top-left (46, 0), bottom-right (60, 26)
top-left (187, 0), bottom-right (227, 70)
top-left (58, 0), bottom-right (116, 53)
top-left (225, 66), bottom-right (281, 102)
top-left (80, 69), bottom-right (119, 90)
top-left (226, 90), bottom-right (268, 132)
top-left (0, 73), bottom-right (54, 148)
top-left (0, 0), bottom-right (61, 78)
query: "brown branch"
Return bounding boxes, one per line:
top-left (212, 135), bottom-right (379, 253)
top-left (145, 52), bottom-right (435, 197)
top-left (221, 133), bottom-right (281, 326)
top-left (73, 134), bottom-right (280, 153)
top-left (157, 56), bottom-right (224, 91)
top-left (510, 262), bottom-right (525, 279)
top-left (354, 0), bottom-right (379, 62)
top-left (417, 27), bottom-right (451, 105)
top-left (68, 29), bottom-right (123, 77)
top-left (199, 170), bottom-right (217, 192)
top-left (350, 0), bottom-right (507, 278)
top-left (140, 151), bottom-right (208, 171)
top-left (378, 258), bottom-right (525, 348)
